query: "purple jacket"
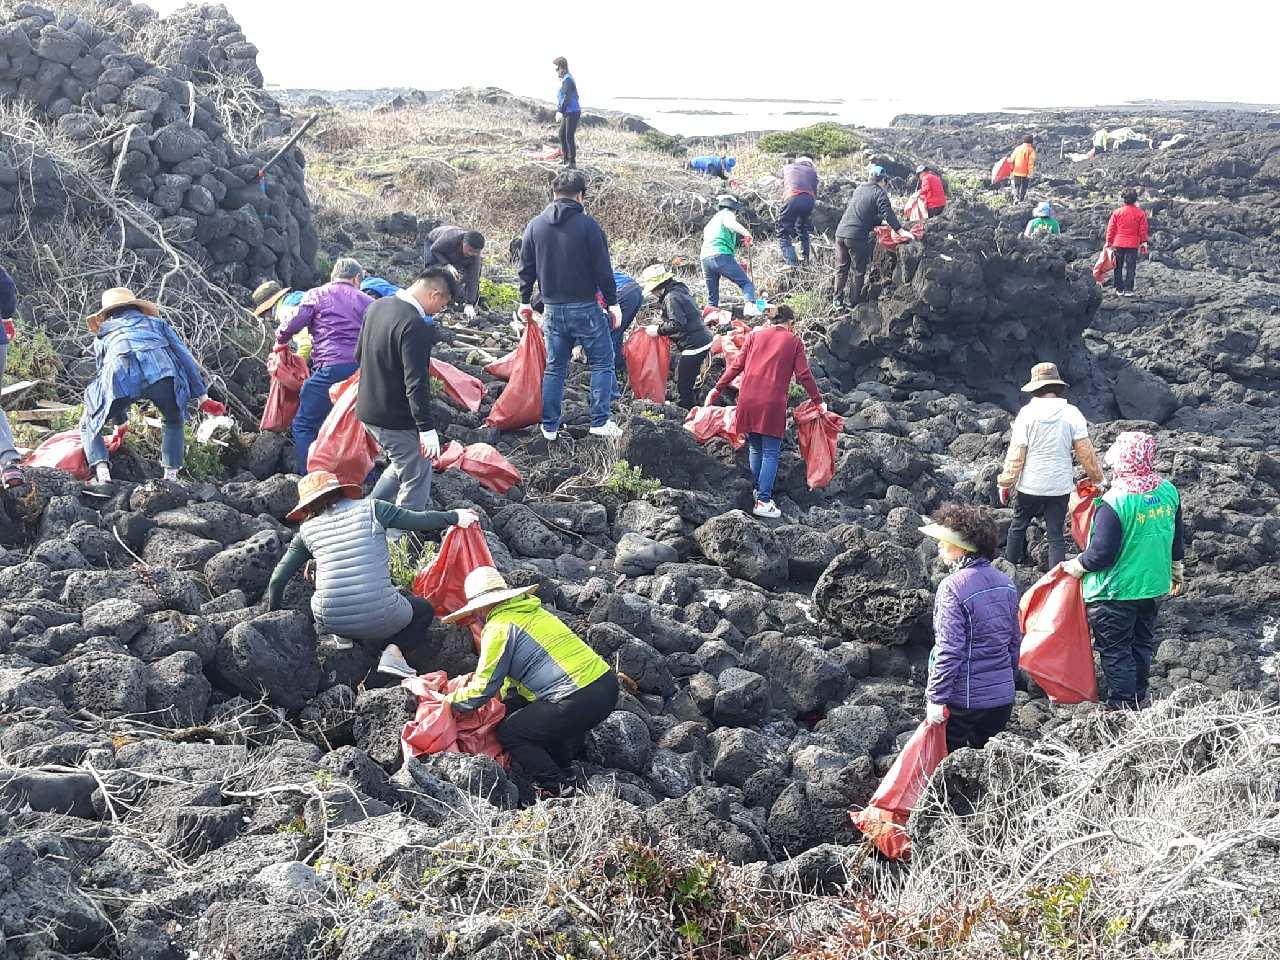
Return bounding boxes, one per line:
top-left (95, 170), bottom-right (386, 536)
top-left (926, 558), bottom-right (1021, 709)
top-left (782, 162), bottom-right (819, 198)
top-left (276, 280), bottom-right (373, 366)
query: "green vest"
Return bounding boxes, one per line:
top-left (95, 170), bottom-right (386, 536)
top-left (700, 209), bottom-right (740, 259)
top-left (1082, 480), bottom-right (1179, 602)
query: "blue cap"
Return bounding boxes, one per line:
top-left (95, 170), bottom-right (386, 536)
top-left (1035, 201), bottom-right (1053, 217)
top-left (869, 163), bottom-right (887, 179)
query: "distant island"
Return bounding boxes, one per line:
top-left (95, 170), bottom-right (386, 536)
top-left (616, 96), bottom-right (843, 105)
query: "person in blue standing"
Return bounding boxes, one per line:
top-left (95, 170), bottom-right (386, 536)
top-left (275, 258), bottom-right (373, 473)
top-left (517, 170), bottom-right (622, 441)
top-left (0, 264), bottom-right (23, 488)
top-left (553, 56), bottom-right (581, 169)
top-left (608, 269), bottom-right (643, 396)
top-left (778, 156), bottom-right (818, 266)
top-left (700, 195), bottom-right (760, 315)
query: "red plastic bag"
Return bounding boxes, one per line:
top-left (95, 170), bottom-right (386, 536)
top-left (850, 719), bottom-right (949, 860)
top-left (1092, 247), bottom-right (1116, 283)
top-left (306, 371), bottom-right (378, 486)
top-left (433, 441), bottom-right (522, 493)
top-left (623, 328), bottom-right (671, 403)
top-left (683, 405), bottom-right (744, 449)
top-left (710, 319), bottom-right (749, 390)
top-left (991, 156), bottom-right (1014, 185)
top-left (446, 672), bottom-right (507, 764)
top-left (400, 669), bottom-right (507, 765)
top-left (413, 523), bottom-right (495, 651)
top-left (486, 321), bottom-right (546, 431)
top-left (259, 345), bottom-right (308, 432)
top-left (793, 399), bottom-right (844, 490)
top-left (902, 193), bottom-right (929, 221)
top-left (1018, 567), bottom-right (1100, 704)
top-left (1069, 480), bottom-right (1101, 550)
top-left (485, 348), bottom-right (516, 382)
top-left (874, 222), bottom-right (925, 250)
top-left (430, 358), bottom-right (484, 413)
top-left (21, 424), bottom-right (128, 480)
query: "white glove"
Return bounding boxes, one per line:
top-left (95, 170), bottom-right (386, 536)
top-left (555, 112), bottom-right (563, 123)
top-left (1062, 557), bottom-right (1087, 579)
top-left (463, 304), bottom-right (477, 319)
top-left (925, 702), bottom-right (947, 726)
top-left (419, 430), bottom-right (441, 459)
top-left (645, 324), bottom-right (659, 338)
top-left (518, 303), bottom-right (535, 322)
top-left (444, 265), bottom-right (462, 282)
top-left (454, 508), bottom-right (480, 528)
top-left (819, 401), bottom-right (828, 411)
top-left (608, 305), bottom-right (622, 330)
top-left (898, 228), bottom-right (915, 240)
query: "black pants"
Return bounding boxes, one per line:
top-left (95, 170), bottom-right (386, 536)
top-left (106, 375), bottom-right (183, 427)
top-left (1113, 246), bottom-right (1138, 292)
top-left (361, 594), bottom-right (435, 689)
top-left (558, 111), bottom-right (580, 167)
top-left (1012, 175), bottom-right (1029, 201)
top-left (1005, 492), bottom-right (1070, 567)
top-left (834, 235), bottom-right (873, 304)
top-left (676, 351), bottom-right (708, 408)
top-left (497, 671), bottom-right (618, 788)
top-left (945, 703), bottom-right (1012, 752)
top-left (1088, 599), bottom-right (1159, 709)
top-left (926, 204), bottom-right (946, 218)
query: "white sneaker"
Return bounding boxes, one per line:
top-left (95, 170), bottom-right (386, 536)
top-left (541, 427), bottom-right (559, 441)
top-left (753, 500), bottom-right (781, 519)
top-left (589, 421), bottom-right (623, 438)
top-left (743, 302), bottom-right (762, 317)
top-left (377, 647), bottom-right (416, 678)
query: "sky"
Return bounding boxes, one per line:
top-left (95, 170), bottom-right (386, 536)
top-left (149, 0), bottom-right (1280, 118)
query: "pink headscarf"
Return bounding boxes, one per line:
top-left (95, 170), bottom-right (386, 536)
top-left (1105, 431), bottom-right (1162, 493)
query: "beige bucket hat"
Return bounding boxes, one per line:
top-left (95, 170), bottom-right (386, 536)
top-left (442, 566), bottom-right (538, 623)
top-left (1021, 361), bottom-right (1068, 393)
top-left (286, 470), bottom-right (363, 523)
top-left (86, 287), bottom-right (160, 333)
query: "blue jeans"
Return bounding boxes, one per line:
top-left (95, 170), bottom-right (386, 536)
top-left (778, 194), bottom-right (815, 264)
top-left (701, 254), bottom-right (756, 308)
top-left (542, 301), bottom-right (615, 431)
top-left (85, 376), bottom-right (184, 469)
top-left (610, 284), bottom-right (644, 397)
top-left (293, 361), bottom-right (358, 474)
top-left (748, 433), bottom-right (782, 503)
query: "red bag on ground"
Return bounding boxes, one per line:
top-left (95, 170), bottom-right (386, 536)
top-left (430, 358), bottom-right (484, 413)
top-left (623, 328), bottom-right (671, 403)
top-left (874, 222), bottom-right (925, 250)
top-left (1069, 479), bottom-right (1101, 550)
top-left (850, 719), bottom-right (949, 861)
top-left (486, 321), bottom-right (546, 431)
top-left (306, 371), bottom-right (378, 486)
top-left (683, 405), bottom-right (745, 449)
top-left (991, 156), bottom-right (1014, 185)
top-left (433, 441), bottom-right (522, 493)
top-left (413, 523), bottom-right (495, 650)
top-left (485, 348), bottom-right (516, 381)
top-left (793, 399), bottom-right (844, 490)
top-left (400, 670), bottom-right (508, 765)
top-left (259, 345), bottom-right (308, 432)
top-left (710, 319), bottom-right (749, 390)
top-left (1018, 567), bottom-right (1100, 704)
top-left (446, 672), bottom-right (507, 764)
top-left (1092, 247), bottom-right (1117, 283)
top-left (22, 425), bottom-right (128, 480)
top-left (902, 192), bottom-right (929, 221)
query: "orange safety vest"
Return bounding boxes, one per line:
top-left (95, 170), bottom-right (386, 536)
top-left (1011, 144), bottom-right (1036, 177)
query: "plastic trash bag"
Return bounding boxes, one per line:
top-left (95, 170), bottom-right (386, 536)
top-left (485, 320), bottom-right (546, 431)
top-left (430, 358), bottom-right (484, 413)
top-left (902, 192), bottom-right (929, 221)
top-left (485, 348), bottom-right (516, 381)
top-left (793, 399), bottom-right (844, 490)
top-left (413, 524), bottom-right (495, 619)
top-left (22, 424), bottom-right (129, 480)
top-left (710, 319), bottom-right (749, 390)
top-left (259, 344), bottom-right (309, 433)
top-left (991, 156), bottom-right (1014, 185)
top-left (623, 327), bottom-right (671, 403)
top-left (874, 222), bottom-right (925, 250)
top-left (683, 405), bottom-right (744, 449)
top-left (400, 670), bottom-right (507, 765)
top-left (850, 718), bottom-right (949, 861)
top-left (433, 441), bottom-right (521, 493)
top-left (1019, 567), bottom-right (1100, 705)
top-left (1093, 248), bottom-right (1116, 284)
top-left (1070, 480), bottom-right (1101, 550)
top-left (306, 371), bottom-right (378, 487)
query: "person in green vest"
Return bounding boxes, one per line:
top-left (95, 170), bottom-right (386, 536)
top-left (1023, 201), bottom-right (1061, 238)
top-left (700, 195), bottom-right (760, 315)
top-left (1063, 431), bottom-right (1185, 710)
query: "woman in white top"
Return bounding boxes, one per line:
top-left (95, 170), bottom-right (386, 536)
top-left (997, 362), bottom-right (1103, 567)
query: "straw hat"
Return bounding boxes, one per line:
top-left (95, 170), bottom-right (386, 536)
top-left (442, 566), bottom-right (538, 623)
top-left (1021, 361), bottom-right (1068, 393)
top-left (86, 287), bottom-right (159, 332)
top-left (639, 264), bottom-right (674, 295)
top-left (252, 280), bottom-right (292, 318)
top-left (286, 470), bottom-right (362, 523)
top-left (918, 521), bottom-right (977, 553)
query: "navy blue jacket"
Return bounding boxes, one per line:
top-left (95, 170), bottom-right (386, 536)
top-left (518, 199), bottom-right (617, 307)
top-left (557, 73), bottom-right (580, 113)
top-left (0, 266), bottom-right (15, 345)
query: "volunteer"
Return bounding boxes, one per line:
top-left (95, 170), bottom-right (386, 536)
top-left (0, 263), bottom-right (22, 489)
top-left (998, 362), bottom-right (1104, 568)
top-left (689, 155), bottom-right (736, 181)
top-left (778, 156), bottom-right (818, 265)
top-left (640, 264), bottom-right (713, 408)
top-left (700, 195), bottom-right (759, 314)
top-left (424, 225), bottom-right (485, 317)
top-left (705, 305), bottom-right (822, 519)
top-left (609, 269), bottom-right (644, 389)
top-left (919, 503), bottom-right (1021, 752)
top-left (833, 165), bottom-right (906, 309)
top-left (916, 164), bottom-right (947, 217)
top-left (442, 566), bottom-right (619, 798)
top-left (1024, 201), bottom-right (1061, 238)
top-left (1063, 432), bottom-right (1184, 710)
top-left (1010, 134), bottom-right (1036, 202)
top-left (1105, 189), bottom-right (1150, 297)
top-left (553, 56), bottom-right (581, 168)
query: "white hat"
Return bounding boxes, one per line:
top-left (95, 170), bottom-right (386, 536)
top-left (441, 565), bottom-right (538, 623)
top-left (918, 521), bottom-right (976, 552)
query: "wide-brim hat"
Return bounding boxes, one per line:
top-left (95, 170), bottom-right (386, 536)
top-left (1021, 361), bottom-right (1068, 393)
top-left (86, 287), bottom-right (159, 332)
top-left (442, 565), bottom-right (538, 623)
top-left (640, 264), bottom-right (674, 295)
top-left (918, 521), bottom-right (977, 552)
top-left (252, 280), bottom-right (292, 318)
top-left (286, 469), bottom-right (363, 522)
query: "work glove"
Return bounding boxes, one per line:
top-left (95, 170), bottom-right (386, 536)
top-left (555, 111), bottom-right (563, 123)
top-left (898, 228), bottom-right (915, 241)
top-left (1061, 557), bottom-right (1087, 579)
top-left (454, 508), bottom-right (480, 529)
top-left (608, 305), bottom-right (622, 330)
top-left (1170, 560), bottom-right (1185, 597)
top-left (741, 235), bottom-right (752, 247)
top-left (518, 303), bottom-right (535, 322)
top-left (419, 430), bottom-right (441, 459)
top-left (198, 397), bottom-right (226, 416)
top-left (2, 318), bottom-right (15, 341)
top-left (820, 401), bottom-right (828, 412)
top-left (925, 702), bottom-right (947, 726)
top-left (645, 324), bottom-right (659, 338)
top-left (1139, 243), bottom-right (1150, 257)
top-left (463, 304), bottom-right (477, 320)
top-left (444, 265), bottom-right (461, 282)
top-left (703, 390), bottom-right (719, 407)
top-left (998, 486), bottom-right (1011, 506)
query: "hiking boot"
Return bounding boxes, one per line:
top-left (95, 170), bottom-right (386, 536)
top-left (377, 646), bottom-right (416, 679)
top-left (589, 421), bottom-right (623, 438)
top-left (752, 500), bottom-right (782, 519)
top-left (540, 426), bottom-right (559, 441)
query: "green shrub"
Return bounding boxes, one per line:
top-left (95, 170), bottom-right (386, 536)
top-left (387, 537), bottom-right (435, 590)
top-left (641, 130), bottom-right (687, 156)
top-left (479, 276), bottom-right (520, 312)
top-left (603, 460), bottom-right (660, 499)
top-left (759, 123), bottom-right (860, 158)
top-left (3, 328), bottom-right (61, 397)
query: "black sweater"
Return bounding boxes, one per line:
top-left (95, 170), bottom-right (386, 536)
top-left (656, 282), bottom-right (713, 351)
top-left (836, 182), bottom-right (901, 240)
top-left (355, 295), bottom-right (438, 432)
top-left (426, 226), bottom-right (481, 305)
top-left (518, 198), bottom-right (617, 306)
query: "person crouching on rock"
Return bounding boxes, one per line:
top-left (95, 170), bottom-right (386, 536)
top-left (80, 287), bottom-right (223, 488)
top-left (1105, 188), bottom-right (1150, 298)
top-left (704, 305), bottom-right (823, 520)
top-left (919, 504), bottom-right (1021, 752)
top-left (640, 264), bottom-right (713, 408)
top-left (1062, 432), bottom-right (1184, 710)
top-left (998, 362), bottom-right (1104, 568)
top-left (266, 470), bottom-right (479, 678)
top-left (441, 566), bottom-right (619, 799)
top-left (1024, 201), bottom-right (1061, 238)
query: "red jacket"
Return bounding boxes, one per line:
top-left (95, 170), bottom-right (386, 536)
top-left (712, 324), bottom-right (821, 437)
top-left (1105, 204), bottom-right (1149, 249)
top-left (919, 170), bottom-right (946, 208)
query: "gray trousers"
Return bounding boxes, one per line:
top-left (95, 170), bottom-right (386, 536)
top-left (0, 342), bottom-right (17, 468)
top-left (367, 424), bottom-right (433, 512)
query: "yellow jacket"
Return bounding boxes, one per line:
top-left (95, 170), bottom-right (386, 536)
top-left (1011, 144), bottom-right (1036, 177)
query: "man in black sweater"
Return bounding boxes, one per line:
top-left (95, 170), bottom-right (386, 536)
top-left (424, 226), bottom-right (485, 318)
top-left (833, 166), bottom-right (906, 310)
top-left (356, 266), bottom-right (456, 520)
top-left (517, 170), bottom-right (622, 440)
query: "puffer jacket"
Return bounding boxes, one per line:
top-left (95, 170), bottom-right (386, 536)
top-left (1105, 204), bottom-right (1149, 249)
top-left (926, 557), bottom-right (1021, 709)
